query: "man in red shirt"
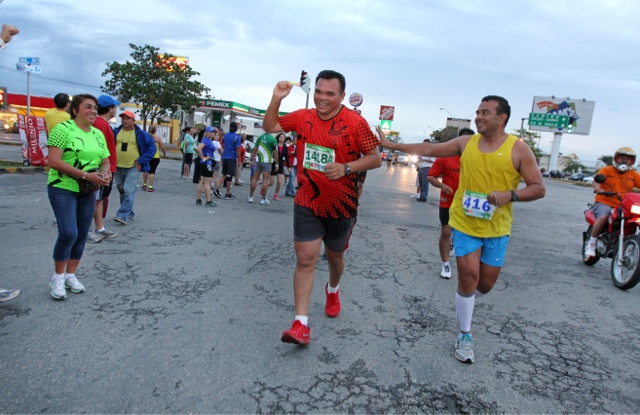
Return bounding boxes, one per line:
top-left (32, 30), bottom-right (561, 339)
top-left (87, 95), bottom-right (120, 243)
top-left (427, 128), bottom-right (475, 278)
top-left (263, 70), bottom-right (382, 345)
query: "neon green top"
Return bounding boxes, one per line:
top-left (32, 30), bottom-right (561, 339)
top-left (47, 120), bottom-right (110, 192)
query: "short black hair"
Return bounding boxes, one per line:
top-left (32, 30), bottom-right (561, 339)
top-left (481, 95), bottom-right (510, 124)
top-left (229, 122), bottom-right (238, 133)
top-left (315, 70), bottom-right (346, 94)
top-left (458, 128), bottom-right (475, 136)
top-left (97, 105), bottom-right (113, 115)
top-left (53, 93), bottom-right (70, 109)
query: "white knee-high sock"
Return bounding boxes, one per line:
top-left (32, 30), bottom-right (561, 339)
top-left (455, 291), bottom-right (475, 333)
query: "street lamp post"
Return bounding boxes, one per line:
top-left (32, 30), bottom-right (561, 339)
top-left (520, 117), bottom-right (527, 139)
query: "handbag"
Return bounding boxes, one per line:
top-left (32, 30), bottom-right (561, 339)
top-left (77, 168), bottom-right (101, 194)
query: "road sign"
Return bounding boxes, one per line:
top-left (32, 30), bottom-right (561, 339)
top-left (380, 119), bottom-right (392, 131)
top-left (18, 57), bottom-right (39, 65)
top-left (528, 113), bottom-right (568, 129)
top-left (16, 63), bottom-right (42, 74)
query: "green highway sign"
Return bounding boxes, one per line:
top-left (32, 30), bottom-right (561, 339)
top-left (380, 119), bottom-right (392, 131)
top-left (528, 113), bottom-right (569, 129)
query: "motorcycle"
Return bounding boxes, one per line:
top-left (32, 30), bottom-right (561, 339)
top-left (582, 174), bottom-right (640, 290)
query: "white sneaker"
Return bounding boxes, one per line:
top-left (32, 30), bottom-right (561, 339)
top-left (260, 198), bottom-right (270, 205)
top-left (50, 274), bottom-right (67, 300)
top-left (585, 240), bottom-right (596, 257)
top-left (65, 274), bottom-right (85, 294)
top-left (440, 263), bottom-right (452, 279)
top-left (248, 197), bottom-right (254, 203)
top-left (86, 230), bottom-right (104, 243)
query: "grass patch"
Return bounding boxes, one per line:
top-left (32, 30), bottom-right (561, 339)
top-left (0, 160), bottom-right (24, 169)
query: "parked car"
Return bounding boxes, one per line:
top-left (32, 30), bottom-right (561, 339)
top-left (582, 175), bottom-right (595, 183)
top-left (568, 173), bottom-right (587, 181)
top-left (542, 171), bottom-right (550, 177)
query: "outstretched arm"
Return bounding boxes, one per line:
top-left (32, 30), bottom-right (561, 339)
top-left (263, 81), bottom-right (293, 133)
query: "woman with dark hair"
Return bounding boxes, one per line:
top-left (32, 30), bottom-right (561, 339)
top-left (142, 125), bottom-right (167, 192)
top-left (272, 132), bottom-right (290, 201)
top-left (46, 94), bottom-right (111, 300)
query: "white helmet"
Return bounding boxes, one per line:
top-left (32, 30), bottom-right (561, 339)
top-left (613, 147), bottom-right (636, 172)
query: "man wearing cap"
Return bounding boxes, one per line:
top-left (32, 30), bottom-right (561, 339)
top-left (87, 95), bottom-right (121, 242)
top-left (112, 110), bottom-right (156, 225)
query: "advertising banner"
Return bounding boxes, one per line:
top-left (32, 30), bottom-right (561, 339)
top-left (17, 114), bottom-right (28, 159)
top-left (379, 105), bottom-right (395, 121)
top-left (529, 96), bottom-right (595, 135)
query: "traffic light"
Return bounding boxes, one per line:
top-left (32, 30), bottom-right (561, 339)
top-left (299, 70), bottom-right (310, 95)
top-left (567, 116), bottom-right (574, 133)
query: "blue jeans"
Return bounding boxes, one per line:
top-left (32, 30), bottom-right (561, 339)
top-left (115, 167), bottom-right (139, 222)
top-left (418, 167), bottom-right (430, 200)
top-left (285, 166), bottom-right (297, 195)
top-left (48, 186), bottom-right (95, 262)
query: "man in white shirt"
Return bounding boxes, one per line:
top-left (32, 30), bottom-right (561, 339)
top-left (416, 138), bottom-right (435, 202)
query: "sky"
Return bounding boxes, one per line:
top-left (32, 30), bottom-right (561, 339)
top-left (1, 0), bottom-right (639, 165)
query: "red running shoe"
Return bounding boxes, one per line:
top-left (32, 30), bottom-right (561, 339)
top-left (281, 320), bottom-right (310, 345)
top-left (325, 283), bottom-right (341, 318)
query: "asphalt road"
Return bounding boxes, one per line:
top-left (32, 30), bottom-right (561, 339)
top-left (1, 149), bottom-right (639, 413)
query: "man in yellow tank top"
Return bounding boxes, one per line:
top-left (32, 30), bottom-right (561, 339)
top-left (380, 95), bottom-right (545, 364)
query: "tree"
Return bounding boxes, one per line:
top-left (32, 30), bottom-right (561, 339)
top-left (101, 44), bottom-right (210, 129)
top-left (598, 154), bottom-right (613, 166)
top-left (430, 126), bottom-right (459, 143)
top-left (513, 128), bottom-right (543, 160)
top-left (564, 159), bottom-right (586, 173)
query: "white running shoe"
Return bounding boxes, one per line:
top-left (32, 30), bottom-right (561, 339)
top-left (440, 263), bottom-right (452, 279)
top-left (248, 197), bottom-right (254, 203)
top-left (50, 274), bottom-right (67, 300)
top-left (65, 275), bottom-right (85, 294)
top-left (585, 240), bottom-right (596, 257)
top-left (455, 333), bottom-right (475, 363)
top-left (260, 198), bottom-right (270, 205)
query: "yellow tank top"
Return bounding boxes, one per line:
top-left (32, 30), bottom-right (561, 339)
top-left (153, 137), bottom-right (161, 159)
top-left (449, 134), bottom-right (522, 237)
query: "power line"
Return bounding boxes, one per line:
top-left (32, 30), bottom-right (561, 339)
top-left (0, 65), bottom-right (102, 90)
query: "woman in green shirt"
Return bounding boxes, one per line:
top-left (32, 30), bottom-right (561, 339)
top-left (47, 94), bottom-right (111, 300)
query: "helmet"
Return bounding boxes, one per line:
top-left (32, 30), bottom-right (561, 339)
top-left (613, 147), bottom-right (636, 172)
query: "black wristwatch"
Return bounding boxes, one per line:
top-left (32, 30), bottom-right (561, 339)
top-left (510, 190), bottom-right (519, 202)
top-left (344, 164), bottom-right (351, 175)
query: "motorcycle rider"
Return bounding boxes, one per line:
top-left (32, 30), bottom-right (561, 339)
top-left (585, 147), bottom-right (640, 257)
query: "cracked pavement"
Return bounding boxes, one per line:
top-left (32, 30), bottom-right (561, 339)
top-left (1, 157), bottom-right (639, 413)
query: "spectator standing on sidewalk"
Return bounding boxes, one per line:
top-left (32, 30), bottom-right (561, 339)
top-left (427, 128), bottom-right (475, 278)
top-left (0, 23), bottom-right (21, 303)
top-left (195, 126), bottom-right (222, 207)
top-left (263, 70), bottom-right (382, 346)
top-left (217, 122), bottom-right (242, 200)
top-left (272, 132), bottom-right (290, 201)
top-left (87, 95), bottom-right (120, 243)
top-left (285, 136), bottom-right (298, 197)
top-left (181, 126), bottom-right (196, 179)
top-left (142, 125), bottom-right (167, 192)
top-left (113, 111), bottom-right (156, 225)
top-left (45, 93), bottom-right (71, 133)
top-left (416, 140), bottom-right (435, 202)
top-left (46, 94), bottom-right (111, 300)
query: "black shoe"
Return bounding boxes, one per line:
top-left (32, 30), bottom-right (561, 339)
top-left (224, 193), bottom-right (236, 200)
top-left (213, 189), bottom-right (221, 199)
top-left (416, 198), bottom-right (426, 202)
top-left (195, 198), bottom-right (203, 206)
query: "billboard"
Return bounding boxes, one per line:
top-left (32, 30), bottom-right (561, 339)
top-left (445, 117), bottom-right (471, 131)
top-left (379, 105), bottom-right (395, 121)
top-left (529, 96), bottom-right (595, 135)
